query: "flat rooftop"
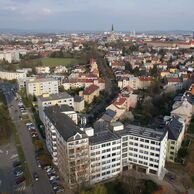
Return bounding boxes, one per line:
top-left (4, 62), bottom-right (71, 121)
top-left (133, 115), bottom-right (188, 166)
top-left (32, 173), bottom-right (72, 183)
top-left (116, 124), bottom-right (167, 141)
top-left (27, 78), bottom-right (57, 83)
top-left (38, 92), bottom-right (73, 102)
top-left (89, 130), bottom-right (120, 145)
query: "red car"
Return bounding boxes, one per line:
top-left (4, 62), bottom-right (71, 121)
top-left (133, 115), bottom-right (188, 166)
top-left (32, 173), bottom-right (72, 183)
top-left (16, 177), bottom-right (25, 185)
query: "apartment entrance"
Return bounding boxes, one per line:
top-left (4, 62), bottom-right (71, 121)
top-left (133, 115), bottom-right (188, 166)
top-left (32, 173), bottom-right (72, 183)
top-left (132, 164), bottom-right (147, 174)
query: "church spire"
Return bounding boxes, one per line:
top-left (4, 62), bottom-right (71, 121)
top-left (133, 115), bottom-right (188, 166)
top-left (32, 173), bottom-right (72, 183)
top-left (111, 24), bottom-right (114, 32)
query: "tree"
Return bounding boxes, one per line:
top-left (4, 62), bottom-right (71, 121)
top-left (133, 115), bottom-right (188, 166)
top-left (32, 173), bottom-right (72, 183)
top-left (38, 152), bottom-right (52, 166)
top-left (149, 64), bottom-right (158, 77)
top-left (59, 85), bottom-right (65, 92)
top-left (34, 140), bottom-right (44, 152)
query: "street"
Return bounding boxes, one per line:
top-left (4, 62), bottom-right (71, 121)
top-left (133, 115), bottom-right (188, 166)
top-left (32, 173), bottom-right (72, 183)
top-left (0, 83), bottom-right (53, 194)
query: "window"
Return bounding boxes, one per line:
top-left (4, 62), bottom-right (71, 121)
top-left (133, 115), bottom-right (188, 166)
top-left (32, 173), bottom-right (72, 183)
top-left (122, 142), bottom-right (128, 147)
top-left (151, 141), bottom-right (155, 145)
top-left (122, 153), bottom-right (127, 158)
top-left (122, 136), bottom-right (128, 141)
top-left (170, 146), bottom-right (175, 149)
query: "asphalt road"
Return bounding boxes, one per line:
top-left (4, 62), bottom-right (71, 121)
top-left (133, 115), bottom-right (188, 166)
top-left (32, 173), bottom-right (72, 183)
top-left (0, 83), bottom-right (53, 194)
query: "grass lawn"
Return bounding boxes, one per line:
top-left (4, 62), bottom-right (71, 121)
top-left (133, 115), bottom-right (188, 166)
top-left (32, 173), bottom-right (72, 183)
top-left (35, 58), bottom-right (81, 67)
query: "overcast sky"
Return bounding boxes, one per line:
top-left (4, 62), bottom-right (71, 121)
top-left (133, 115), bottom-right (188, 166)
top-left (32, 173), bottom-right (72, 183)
top-left (0, 0), bottom-right (194, 31)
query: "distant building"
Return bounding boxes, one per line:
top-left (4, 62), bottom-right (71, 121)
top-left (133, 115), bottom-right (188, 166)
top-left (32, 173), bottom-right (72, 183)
top-left (0, 70), bottom-right (26, 81)
top-left (26, 78), bottom-right (59, 96)
top-left (0, 50), bottom-right (20, 63)
top-left (35, 66), bottom-right (50, 74)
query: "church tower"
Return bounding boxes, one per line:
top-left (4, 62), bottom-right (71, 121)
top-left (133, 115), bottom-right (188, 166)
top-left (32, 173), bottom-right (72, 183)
top-left (111, 24), bottom-right (114, 32)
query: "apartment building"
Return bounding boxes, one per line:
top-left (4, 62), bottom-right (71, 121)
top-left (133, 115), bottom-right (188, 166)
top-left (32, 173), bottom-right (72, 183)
top-left (0, 70), bottom-right (26, 81)
top-left (115, 124), bottom-right (168, 179)
top-left (81, 84), bottom-right (100, 104)
top-left (0, 50), bottom-right (20, 63)
top-left (37, 92), bottom-right (74, 122)
top-left (42, 105), bottom-right (168, 188)
top-left (43, 106), bottom-right (90, 187)
top-left (164, 116), bottom-right (186, 162)
top-left (89, 129), bottom-right (122, 184)
top-left (26, 78), bottom-right (59, 96)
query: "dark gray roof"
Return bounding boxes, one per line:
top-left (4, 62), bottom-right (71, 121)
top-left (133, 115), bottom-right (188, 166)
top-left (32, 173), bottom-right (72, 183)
top-left (115, 124), bottom-right (167, 141)
top-left (44, 106), bottom-right (83, 141)
top-left (74, 95), bottom-right (84, 102)
top-left (38, 92), bottom-right (73, 102)
top-left (166, 116), bottom-right (183, 140)
top-left (89, 130), bottom-right (120, 145)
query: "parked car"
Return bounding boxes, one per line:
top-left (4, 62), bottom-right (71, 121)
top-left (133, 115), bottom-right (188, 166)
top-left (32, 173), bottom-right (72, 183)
top-left (49, 175), bottom-right (59, 181)
top-left (31, 132), bottom-right (38, 138)
top-left (35, 159), bottom-right (41, 167)
top-left (13, 161), bottom-right (21, 168)
top-left (54, 185), bottom-right (64, 193)
top-left (14, 167), bottom-right (24, 176)
top-left (16, 177), bottom-right (25, 185)
top-left (33, 172), bottom-right (39, 181)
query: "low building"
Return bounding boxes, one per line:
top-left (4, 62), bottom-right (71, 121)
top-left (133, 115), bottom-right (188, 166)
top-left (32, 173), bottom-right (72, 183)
top-left (0, 70), bottom-right (26, 81)
top-left (26, 78), bottom-right (59, 96)
top-left (35, 66), bottom-right (50, 74)
top-left (74, 95), bottom-right (85, 112)
top-left (165, 116), bottom-right (186, 162)
top-left (54, 66), bottom-right (68, 74)
top-left (82, 84), bottom-right (100, 104)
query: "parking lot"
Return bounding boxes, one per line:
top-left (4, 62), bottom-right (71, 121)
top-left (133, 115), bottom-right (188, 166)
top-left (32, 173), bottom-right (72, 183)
top-left (0, 142), bottom-right (21, 193)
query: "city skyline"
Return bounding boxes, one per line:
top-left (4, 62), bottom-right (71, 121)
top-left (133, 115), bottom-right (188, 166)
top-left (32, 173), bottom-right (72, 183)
top-left (0, 0), bottom-right (194, 31)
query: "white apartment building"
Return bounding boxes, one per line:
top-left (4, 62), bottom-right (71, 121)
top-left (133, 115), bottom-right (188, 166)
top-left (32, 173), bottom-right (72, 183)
top-left (0, 70), bottom-right (26, 81)
top-left (37, 92), bottom-right (74, 122)
top-left (89, 130), bottom-right (122, 183)
top-left (118, 76), bottom-right (140, 90)
top-left (42, 105), bottom-right (168, 189)
top-left (0, 50), bottom-right (20, 63)
top-left (115, 124), bottom-right (168, 179)
top-left (26, 78), bottom-right (59, 96)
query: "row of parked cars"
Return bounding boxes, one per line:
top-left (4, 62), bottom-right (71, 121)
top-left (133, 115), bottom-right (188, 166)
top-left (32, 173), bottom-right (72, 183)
top-left (13, 161), bottom-right (26, 185)
top-left (26, 122), bottom-right (38, 139)
top-left (18, 99), bottom-right (28, 116)
top-left (44, 166), bottom-right (64, 193)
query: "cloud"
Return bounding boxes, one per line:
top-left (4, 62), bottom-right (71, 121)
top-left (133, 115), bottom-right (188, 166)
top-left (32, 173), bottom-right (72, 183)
top-left (42, 8), bottom-right (53, 15)
top-left (0, 6), bottom-right (18, 11)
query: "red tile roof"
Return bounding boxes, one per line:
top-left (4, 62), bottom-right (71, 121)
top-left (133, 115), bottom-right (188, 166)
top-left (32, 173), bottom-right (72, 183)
top-left (167, 78), bottom-right (182, 83)
top-left (83, 84), bottom-right (99, 95)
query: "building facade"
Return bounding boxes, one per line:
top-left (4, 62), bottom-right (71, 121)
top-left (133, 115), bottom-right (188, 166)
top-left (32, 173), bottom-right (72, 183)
top-left (26, 78), bottom-right (59, 96)
top-left (42, 106), bottom-right (168, 188)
